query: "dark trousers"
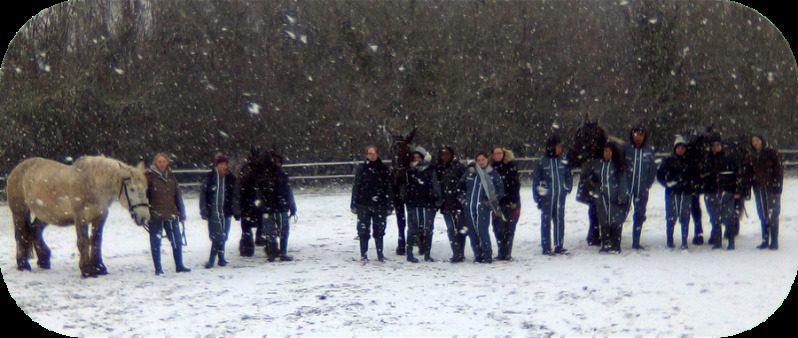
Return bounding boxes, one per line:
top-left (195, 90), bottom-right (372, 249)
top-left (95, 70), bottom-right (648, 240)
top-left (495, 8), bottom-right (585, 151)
top-left (393, 186), bottom-right (407, 246)
top-left (208, 215), bottom-right (232, 257)
top-left (262, 212), bottom-right (291, 258)
top-left (666, 192), bottom-right (692, 247)
top-left (149, 219), bottom-right (184, 272)
top-left (356, 206), bottom-right (388, 257)
top-left (630, 189), bottom-right (650, 247)
top-left (586, 202), bottom-right (601, 245)
top-left (601, 222), bottom-right (623, 251)
top-left (540, 197), bottom-right (566, 252)
top-left (691, 194), bottom-right (704, 239)
top-left (493, 205), bottom-right (519, 258)
top-left (443, 210), bottom-right (467, 259)
top-left (464, 204), bottom-right (492, 261)
top-left (753, 187), bottom-right (781, 246)
top-left (406, 207), bottom-right (437, 257)
top-left (239, 214), bottom-right (259, 255)
top-left (705, 192), bottom-right (736, 246)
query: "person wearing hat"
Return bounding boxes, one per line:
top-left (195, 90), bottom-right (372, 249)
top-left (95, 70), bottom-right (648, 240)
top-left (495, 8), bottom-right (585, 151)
top-left (145, 152), bottom-right (191, 275)
top-left (749, 134), bottom-right (783, 250)
top-left (533, 135), bottom-right (573, 255)
top-left (622, 125), bottom-right (658, 250)
top-left (404, 147), bottom-right (441, 262)
top-left (491, 146), bottom-right (521, 260)
top-left (657, 135), bottom-right (695, 249)
top-left (200, 152), bottom-right (241, 268)
top-left (435, 147), bottom-right (469, 263)
top-left (701, 134), bottom-right (743, 250)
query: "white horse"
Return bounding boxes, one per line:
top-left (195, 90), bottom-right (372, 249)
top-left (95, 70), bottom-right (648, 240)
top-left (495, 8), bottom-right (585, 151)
top-left (6, 156), bottom-right (150, 277)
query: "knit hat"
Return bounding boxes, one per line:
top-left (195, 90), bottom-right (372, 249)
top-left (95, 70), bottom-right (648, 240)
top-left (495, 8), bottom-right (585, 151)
top-left (214, 153), bottom-right (229, 165)
top-left (673, 134), bottom-right (687, 148)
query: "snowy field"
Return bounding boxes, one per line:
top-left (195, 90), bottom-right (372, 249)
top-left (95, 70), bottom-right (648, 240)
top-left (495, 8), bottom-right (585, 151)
top-left (1, 178), bottom-right (797, 336)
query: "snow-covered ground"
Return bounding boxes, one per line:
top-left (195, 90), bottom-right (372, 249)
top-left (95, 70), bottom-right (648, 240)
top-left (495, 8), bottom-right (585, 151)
top-left (2, 178), bottom-right (796, 336)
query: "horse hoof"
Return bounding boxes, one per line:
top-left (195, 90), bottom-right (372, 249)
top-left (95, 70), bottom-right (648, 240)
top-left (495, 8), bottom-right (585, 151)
top-left (81, 272), bottom-right (98, 278)
top-left (37, 261), bottom-right (51, 270)
top-left (17, 262), bottom-right (32, 271)
top-left (95, 265), bottom-right (108, 275)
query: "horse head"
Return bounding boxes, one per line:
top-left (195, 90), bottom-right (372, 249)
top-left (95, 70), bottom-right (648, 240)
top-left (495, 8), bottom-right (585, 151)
top-left (118, 161), bottom-right (151, 226)
top-left (567, 120), bottom-right (607, 168)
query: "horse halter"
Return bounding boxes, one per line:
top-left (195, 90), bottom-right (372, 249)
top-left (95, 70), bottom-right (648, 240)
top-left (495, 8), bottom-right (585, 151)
top-left (120, 177), bottom-right (150, 214)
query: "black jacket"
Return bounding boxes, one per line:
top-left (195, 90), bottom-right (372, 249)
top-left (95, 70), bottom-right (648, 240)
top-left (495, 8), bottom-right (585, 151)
top-left (492, 160), bottom-right (521, 208)
top-left (702, 150), bottom-right (743, 195)
top-left (435, 160), bottom-right (467, 212)
top-left (351, 158), bottom-right (393, 210)
top-left (255, 168), bottom-right (297, 215)
top-left (405, 162), bottom-right (441, 209)
top-left (200, 169), bottom-right (241, 220)
top-left (657, 154), bottom-right (695, 195)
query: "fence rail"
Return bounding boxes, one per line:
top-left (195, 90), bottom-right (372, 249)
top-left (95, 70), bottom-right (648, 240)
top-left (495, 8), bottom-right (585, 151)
top-left (2, 150), bottom-right (798, 195)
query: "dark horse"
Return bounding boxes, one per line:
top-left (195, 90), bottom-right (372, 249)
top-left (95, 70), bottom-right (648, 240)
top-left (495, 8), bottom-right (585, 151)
top-left (238, 148), bottom-right (280, 256)
top-left (384, 126), bottom-right (417, 256)
top-left (567, 120), bottom-right (608, 246)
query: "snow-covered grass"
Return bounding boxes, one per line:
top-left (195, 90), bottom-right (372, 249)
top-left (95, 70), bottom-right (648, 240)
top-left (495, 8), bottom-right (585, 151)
top-left (1, 179), bottom-right (796, 336)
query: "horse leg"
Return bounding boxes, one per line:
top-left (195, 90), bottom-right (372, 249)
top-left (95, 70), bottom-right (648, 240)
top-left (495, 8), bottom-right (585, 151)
top-left (31, 218), bottom-right (51, 269)
top-left (90, 216), bottom-right (109, 275)
top-left (75, 219), bottom-right (95, 278)
top-left (12, 210), bottom-right (32, 271)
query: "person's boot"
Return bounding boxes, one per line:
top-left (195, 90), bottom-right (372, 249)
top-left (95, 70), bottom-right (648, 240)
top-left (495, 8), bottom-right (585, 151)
top-left (359, 237), bottom-right (369, 261)
top-left (375, 237), bottom-right (385, 262)
top-left (770, 225), bottom-right (779, 250)
top-left (174, 248), bottom-right (191, 272)
top-left (406, 244), bottom-right (419, 263)
top-left (239, 233), bottom-right (255, 257)
top-left (279, 238), bottom-right (294, 262)
top-left (505, 234), bottom-right (515, 260)
top-left (217, 246), bottom-right (228, 267)
top-left (666, 224), bottom-right (675, 248)
top-left (727, 235), bottom-right (735, 250)
top-left (396, 238), bottom-right (406, 256)
top-left (204, 248), bottom-right (217, 269)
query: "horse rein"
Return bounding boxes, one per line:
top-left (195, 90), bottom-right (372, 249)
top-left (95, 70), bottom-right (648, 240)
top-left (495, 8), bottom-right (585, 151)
top-left (119, 177), bottom-right (150, 215)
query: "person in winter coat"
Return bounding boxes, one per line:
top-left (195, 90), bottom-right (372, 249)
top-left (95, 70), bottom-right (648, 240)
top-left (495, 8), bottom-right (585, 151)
top-left (591, 142), bottom-right (630, 254)
top-left (238, 149), bottom-right (262, 257)
top-left (200, 153), bottom-right (241, 268)
top-left (749, 134), bottom-right (783, 250)
top-left (701, 135), bottom-right (744, 250)
top-left (404, 148), bottom-right (442, 263)
top-left (351, 146), bottom-right (393, 261)
top-left (145, 152), bottom-right (191, 275)
top-left (622, 126), bottom-right (658, 250)
top-left (435, 147), bottom-right (468, 263)
top-left (459, 152), bottom-right (505, 263)
top-left (533, 136), bottom-right (573, 255)
top-left (657, 136), bottom-right (695, 249)
top-left (257, 153), bottom-right (298, 262)
top-left (491, 147), bottom-right (521, 260)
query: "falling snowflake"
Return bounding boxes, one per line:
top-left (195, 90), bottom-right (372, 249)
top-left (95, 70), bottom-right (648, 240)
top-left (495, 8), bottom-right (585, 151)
top-left (368, 44), bottom-right (379, 52)
top-left (286, 31), bottom-right (296, 39)
top-left (113, 67), bottom-right (125, 75)
top-left (248, 102), bottom-right (261, 115)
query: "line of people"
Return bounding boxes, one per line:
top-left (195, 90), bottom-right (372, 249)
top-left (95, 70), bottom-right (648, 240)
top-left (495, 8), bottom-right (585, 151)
top-left (352, 126), bottom-right (784, 264)
top-left (142, 152), bottom-right (297, 275)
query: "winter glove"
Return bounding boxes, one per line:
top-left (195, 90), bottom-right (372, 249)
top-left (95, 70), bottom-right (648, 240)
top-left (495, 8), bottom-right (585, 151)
top-left (179, 214), bottom-right (187, 222)
top-left (291, 214), bottom-right (299, 223)
top-left (350, 207), bottom-right (358, 215)
top-left (536, 185), bottom-right (549, 197)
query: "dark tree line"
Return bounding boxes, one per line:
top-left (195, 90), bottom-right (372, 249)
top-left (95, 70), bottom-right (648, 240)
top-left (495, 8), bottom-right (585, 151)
top-left (0, 0), bottom-right (796, 174)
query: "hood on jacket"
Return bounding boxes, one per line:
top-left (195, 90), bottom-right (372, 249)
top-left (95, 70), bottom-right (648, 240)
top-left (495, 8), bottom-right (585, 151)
top-left (751, 133), bottom-right (766, 151)
top-left (629, 125), bottom-right (648, 147)
top-left (410, 146), bottom-right (432, 171)
top-left (436, 146), bottom-right (458, 165)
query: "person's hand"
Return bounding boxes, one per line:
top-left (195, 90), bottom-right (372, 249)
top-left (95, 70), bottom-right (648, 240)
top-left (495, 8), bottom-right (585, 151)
top-left (201, 214), bottom-right (208, 221)
top-left (179, 215), bottom-right (187, 222)
top-left (291, 214), bottom-right (299, 223)
top-left (234, 215), bottom-right (241, 221)
top-left (734, 193), bottom-right (741, 200)
top-left (350, 207), bottom-right (357, 215)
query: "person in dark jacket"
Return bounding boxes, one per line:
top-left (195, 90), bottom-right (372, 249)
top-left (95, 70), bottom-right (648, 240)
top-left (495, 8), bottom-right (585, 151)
top-left (749, 134), bottom-right (783, 250)
top-left (405, 148), bottom-right (442, 263)
top-left (657, 135), bottom-right (695, 249)
top-left (435, 147), bottom-right (468, 263)
top-left (200, 153), bottom-right (241, 268)
top-left (591, 142), bottom-right (630, 254)
top-left (701, 135), bottom-right (744, 250)
top-left (491, 147), bottom-right (521, 260)
top-left (351, 146), bottom-right (393, 261)
top-left (237, 149), bottom-right (261, 257)
top-left (533, 136), bottom-right (573, 255)
top-left (622, 126), bottom-right (657, 250)
top-left (145, 153), bottom-right (191, 275)
top-left (459, 152), bottom-right (505, 263)
top-left (257, 153), bottom-right (297, 262)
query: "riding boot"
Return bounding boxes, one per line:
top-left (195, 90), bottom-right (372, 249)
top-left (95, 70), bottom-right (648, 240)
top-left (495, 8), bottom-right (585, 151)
top-left (173, 247), bottom-right (190, 272)
top-left (417, 233), bottom-right (426, 256)
top-left (406, 236), bottom-right (418, 263)
top-left (375, 236), bottom-right (385, 262)
top-left (449, 238), bottom-right (462, 262)
top-left (505, 233), bottom-right (515, 260)
top-left (396, 237), bottom-right (406, 256)
top-left (217, 242), bottom-right (228, 266)
top-left (359, 237), bottom-right (369, 260)
top-left (770, 224), bottom-right (779, 250)
top-left (204, 247), bottom-right (217, 269)
top-left (666, 223), bottom-right (675, 248)
top-left (758, 224), bottom-right (770, 249)
top-left (152, 249), bottom-right (163, 275)
top-left (727, 234), bottom-right (735, 250)
top-left (240, 232), bottom-right (255, 257)
top-left (279, 235), bottom-right (293, 261)
top-left (424, 235), bottom-right (434, 262)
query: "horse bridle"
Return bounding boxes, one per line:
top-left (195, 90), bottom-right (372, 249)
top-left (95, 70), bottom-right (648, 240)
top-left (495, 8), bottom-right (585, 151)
top-left (120, 177), bottom-right (150, 215)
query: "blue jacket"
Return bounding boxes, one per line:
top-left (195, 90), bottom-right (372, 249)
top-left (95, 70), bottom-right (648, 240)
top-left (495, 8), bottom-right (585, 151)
top-left (351, 158), bottom-right (393, 210)
top-left (623, 143), bottom-right (657, 196)
top-left (591, 160), bottom-right (630, 225)
top-left (532, 155), bottom-right (572, 205)
top-left (459, 163), bottom-right (505, 210)
top-left (199, 169), bottom-right (241, 220)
